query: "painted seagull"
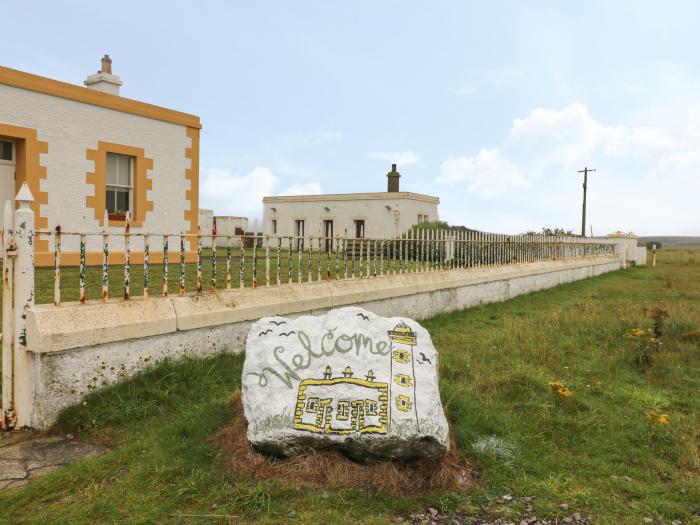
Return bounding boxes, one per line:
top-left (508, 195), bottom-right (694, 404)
top-left (258, 329), bottom-right (273, 337)
top-left (356, 313), bottom-right (370, 321)
top-left (269, 320), bottom-right (287, 326)
top-left (279, 331), bottom-right (296, 337)
top-left (417, 352), bottom-right (432, 364)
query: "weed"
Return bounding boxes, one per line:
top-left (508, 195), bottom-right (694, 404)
top-left (626, 327), bottom-right (661, 370)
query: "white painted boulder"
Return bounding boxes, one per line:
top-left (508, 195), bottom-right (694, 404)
top-left (242, 307), bottom-right (449, 460)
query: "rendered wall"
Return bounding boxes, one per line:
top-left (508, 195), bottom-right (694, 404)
top-left (198, 209), bottom-right (248, 247)
top-left (263, 193), bottom-right (439, 239)
top-left (26, 255), bottom-right (622, 428)
top-left (0, 83), bottom-right (193, 255)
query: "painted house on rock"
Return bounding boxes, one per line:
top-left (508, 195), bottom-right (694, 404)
top-left (262, 164), bottom-right (439, 240)
top-left (0, 55), bottom-right (200, 265)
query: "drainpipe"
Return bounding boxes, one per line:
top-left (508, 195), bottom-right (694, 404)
top-left (1, 200), bottom-right (16, 430)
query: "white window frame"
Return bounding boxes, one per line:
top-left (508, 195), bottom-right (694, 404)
top-left (106, 153), bottom-right (134, 215)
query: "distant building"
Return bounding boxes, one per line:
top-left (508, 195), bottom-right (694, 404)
top-left (262, 164), bottom-right (439, 240)
top-left (198, 208), bottom-right (248, 247)
top-left (0, 56), bottom-right (200, 265)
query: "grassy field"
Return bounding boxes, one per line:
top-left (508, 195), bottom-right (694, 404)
top-left (0, 249), bottom-right (698, 524)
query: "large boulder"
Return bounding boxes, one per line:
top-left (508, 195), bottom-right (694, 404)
top-left (242, 307), bottom-right (449, 460)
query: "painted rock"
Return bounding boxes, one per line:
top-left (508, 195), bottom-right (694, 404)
top-left (241, 306), bottom-right (449, 460)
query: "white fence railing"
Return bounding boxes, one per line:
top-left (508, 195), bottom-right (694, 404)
top-left (41, 219), bottom-right (616, 306)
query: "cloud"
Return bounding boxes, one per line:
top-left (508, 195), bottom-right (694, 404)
top-left (279, 182), bottom-right (323, 196)
top-left (368, 150), bottom-right (420, 166)
top-left (200, 166), bottom-right (323, 218)
top-left (438, 149), bottom-right (529, 199)
top-left (437, 102), bottom-right (700, 234)
top-left (201, 167), bottom-right (277, 216)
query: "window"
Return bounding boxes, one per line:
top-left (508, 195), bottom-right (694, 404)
top-left (336, 400), bottom-right (350, 421)
top-left (364, 399), bottom-right (378, 416)
top-left (354, 219), bottom-right (365, 238)
top-left (323, 220), bottom-right (333, 251)
top-left (0, 140), bottom-right (12, 162)
top-left (417, 214), bottom-right (429, 223)
top-left (295, 219), bottom-right (305, 250)
top-left (106, 153), bottom-right (133, 216)
top-left (271, 219), bottom-right (277, 235)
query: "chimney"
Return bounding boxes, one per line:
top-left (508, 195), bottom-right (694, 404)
top-left (386, 163), bottom-right (401, 192)
top-left (84, 54), bottom-right (122, 96)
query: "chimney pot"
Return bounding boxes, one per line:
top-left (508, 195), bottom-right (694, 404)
top-left (386, 163), bottom-right (401, 192)
top-left (85, 54), bottom-right (122, 95)
top-left (100, 54), bottom-right (112, 74)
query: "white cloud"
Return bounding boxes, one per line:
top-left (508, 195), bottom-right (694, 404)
top-left (368, 150), bottom-right (420, 166)
top-left (201, 166), bottom-right (277, 216)
top-left (437, 102), bottom-right (700, 234)
top-left (438, 149), bottom-right (529, 199)
top-left (200, 166), bottom-right (323, 219)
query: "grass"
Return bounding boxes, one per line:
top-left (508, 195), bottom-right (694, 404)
top-left (0, 249), bottom-right (698, 523)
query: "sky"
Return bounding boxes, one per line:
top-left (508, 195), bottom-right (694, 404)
top-left (4, 1), bottom-right (700, 235)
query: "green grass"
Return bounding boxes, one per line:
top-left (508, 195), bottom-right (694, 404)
top-left (0, 249), bottom-right (698, 524)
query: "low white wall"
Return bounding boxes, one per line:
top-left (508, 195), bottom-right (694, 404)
top-left (25, 255), bottom-right (622, 428)
top-left (635, 246), bottom-right (647, 266)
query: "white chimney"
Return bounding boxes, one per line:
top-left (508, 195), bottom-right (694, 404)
top-left (84, 54), bottom-right (122, 96)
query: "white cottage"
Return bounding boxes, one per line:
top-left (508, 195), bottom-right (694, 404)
top-left (262, 164), bottom-right (439, 240)
top-left (0, 55), bottom-right (200, 265)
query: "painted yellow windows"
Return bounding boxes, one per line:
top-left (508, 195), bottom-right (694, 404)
top-left (106, 153), bottom-right (133, 217)
top-left (86, 141), bottom-right (153, 227)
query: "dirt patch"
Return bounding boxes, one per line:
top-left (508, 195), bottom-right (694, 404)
top-left (212, 391), bottom-right (476, 496)
top-left (0, 434), bottom-right (107, 491)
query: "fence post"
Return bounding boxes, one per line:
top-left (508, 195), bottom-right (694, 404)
top-left (13, 183), bottom-right (36, 428)
top-left (1, 201), bottom-right (15, 430)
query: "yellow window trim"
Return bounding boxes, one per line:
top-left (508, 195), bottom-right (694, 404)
top-left (0, 122), bottom-right (49, 254)
top-left (86, 142), bottom-right (154, 228)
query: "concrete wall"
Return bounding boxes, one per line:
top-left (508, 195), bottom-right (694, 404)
top-left (0, 83), bottom-right (194, 254)
top-left (263, 192), bottom-right (439, 239)
top-left (606, 233), bottom-right (645, 267)
top-left (25, 254), bottom-right (622, 428)
top-left (198, 209), bottom-right (248, 248)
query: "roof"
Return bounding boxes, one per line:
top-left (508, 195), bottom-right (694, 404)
top-left (0, 65), bottom-right (201, 129)
top-left (263, 191), bottom-right (440, 204)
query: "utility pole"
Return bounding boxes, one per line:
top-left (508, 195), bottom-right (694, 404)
top-left (578, 167), bottom-right (596, 237)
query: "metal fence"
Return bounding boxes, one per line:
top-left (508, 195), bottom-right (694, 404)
top-left (39, 215), bottom-right (617, 306)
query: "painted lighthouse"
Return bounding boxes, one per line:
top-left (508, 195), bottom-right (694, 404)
top-left (388, 321), bottom-right (420, 433)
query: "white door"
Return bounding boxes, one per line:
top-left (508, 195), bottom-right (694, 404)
top-left (0, 140), bottom-right (16, 255)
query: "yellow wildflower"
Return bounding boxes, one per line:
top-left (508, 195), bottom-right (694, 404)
top-left (548, 380), bottom-right (573, 399)
top-left (645, 411), bottom-right (670, 425)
